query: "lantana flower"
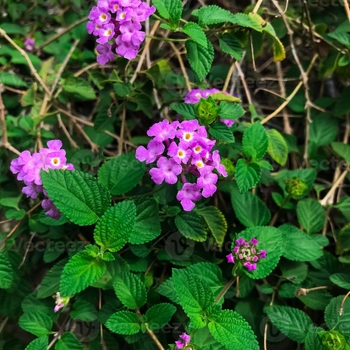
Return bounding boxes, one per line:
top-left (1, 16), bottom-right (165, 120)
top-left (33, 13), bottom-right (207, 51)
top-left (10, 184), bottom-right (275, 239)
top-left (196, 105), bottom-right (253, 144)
top-left (175, 333), bottom-right (192, 350)
top-left (24, 38), bottom-right (35, 52)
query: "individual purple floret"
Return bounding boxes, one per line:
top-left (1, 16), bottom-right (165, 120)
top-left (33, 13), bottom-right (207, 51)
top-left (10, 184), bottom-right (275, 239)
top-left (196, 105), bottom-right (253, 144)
top-left (175, 332), bottom-right (191, 350)
top-left (10, 140), bottom-right (74, 219)
top-left (87, 0), bottom-right (156, 64)
top-left (24, 38), bottom-right (35, 52)
top-left (226, 237), bottom-right (267, 271)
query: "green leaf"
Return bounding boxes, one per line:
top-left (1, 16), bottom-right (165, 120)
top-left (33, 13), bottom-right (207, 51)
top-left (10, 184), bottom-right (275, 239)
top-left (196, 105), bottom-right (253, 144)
top-left (335, 197), bottom-right (350, 221)
top-left (172, 268), bottom-right (214, 328)
top-left (279, 224), bottom-right (323, 261)
top-left (156, 278), bottom-right (178, 304)
top-left (19, 311), bottom-right (53, 337)
top-left (60, 251), bottom-right (106, 297)
top-left (265, 305), bottom-right (313, 343)
top-left (113, 82), bottom-right (132, 97)
top-left (171, 103), bottom-right (196, 120)
top-left (55, 333), bottom-right (84, 350)
top-left (305, 326), bottom-right (325, 350)
top-left (239, 226), bottom-right (283, 279)
top-left (106, 310), bottom-right (140, 335)
top-left (262, 22), bottom-right (286, 61)
top-left (242, 122), bottom-right (268, 161)
top-left (325, 295), bottom-right (350, 338)
top-left (63, 77), bottom-right (96, 100)
top-left (296, 198), bottom-right (326, 233)
top-left (175, 211), bottom-right (208, 242)
top-left (113, 271), bottom-right (147, 309)
top-left (186, 39), bottom-right (214, 81)
top-left (332, 142), bottom-right (350, 163)
top-left (267, 129), bottom-right (288, 166)
top-left (182, 22), bottom-right (207, 47)
top-left (334, 85), bottom-right (350, 116)
top-left (208, 309), bottom-right (259, 350)
top-left (41, 169), bottom-right (111, 226)
top-left (195, 206), bottom-right (227, 248)
top-left (37, 259), bottom-right (67, 298)
top-left (0, 72), bottom-right (28, 87)
top-left (310, 113), bottom-right (338, 147)
top-left (197, 5), bottom-right (236, 25)
top-left (152, 0), bottom-right (182, 28)
top-left (229, 184), bottom-right (271, 227)
top-left (330, 273), bottom-right (350, 289)
top-left (235, 159), bottom-right (261, 192)
top-left (145, 303), bottom-right (176, 330)
top-left (94, 201), bottom-right (136, 252)
top-left (219, 102), bottom-right (245, 120)
top-left (0, 252), bottom-right (15, 289)
top-left (25, 337), bottom-right (48, 350)
top-left (219, 33), bottom-right (243, 60)
top-left (209, 122), bottom-right (235, 143)
top-left (298, 290), bottom-right (332, 311)
top-left (129, 197), bottom-right (161, 244)
top-left (98, 153), bottom-right (146, 195)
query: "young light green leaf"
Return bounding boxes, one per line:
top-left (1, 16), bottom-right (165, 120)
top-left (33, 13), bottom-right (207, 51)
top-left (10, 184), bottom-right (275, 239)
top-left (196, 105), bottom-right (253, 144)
top-left (171, 103), bottom-right (196, 120)
top-left (145, 303), bottom-right (176, 330)
top-left (219, 102), bottom-right (245, 120)
top-left (94, 200), bottom-right (136, 252)
top-left (0, 72), bottom-right (28, 87)
top-left (175, 211), bottom-right (208, 242)
top-left (330, 273), bottom-right (350, 289)
top-left (209, 122), bottom-right (235, 143)
top-left (296, 198), bottom-right (326, 233)
top-left (305, 326), bottom-right (326, 350)
top-left (55, 333), bottom-right (84, 350)
top-left (195, 206), bottom-right (228, 248)
top-left (113, 271), bottom-right (147, 309)
top-left (208, 309), bottom-right (259, 350)
top-left (196, 5), bottom-right (236, 25)
top-left (41, 169), bottom-right (111, 226)
top-left (325, 295), bottom-right (350, 338)
top-left (262, 22), bottom-right (286, 61)
top-left (267, 129), bottom-right (288, 166)
top-left (19, 311), bottom-right (53, 337)
top-left (63, 77), bottom-right (96, 100)
top-left (186, 39), bottom-right (214, 81)
top-left (60, 251), bottom-right (106, 297)
top-left (242, 122), bottom-right (268, 161)
top-left (182, 22), bottom-right (207, 47)
top-left (219, 33), bottom-right (243, 60)
top-left (235, 159), bottom-right (261, 193)
top-left (98, 153), bottom-right (146, 195)
top-left (279, 224), bottom-right (323, 261)
top-left (25, 337), bottom-right (48, 350)
top-left (106, 310), bottom-right (140, 335)
top-left (265, 305), bottom-right (313, 343)
top-left (152, 0), bottom-right (182, 28)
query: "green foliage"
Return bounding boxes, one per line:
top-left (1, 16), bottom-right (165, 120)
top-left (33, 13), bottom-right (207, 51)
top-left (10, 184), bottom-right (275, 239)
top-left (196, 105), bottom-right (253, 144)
top-left (325, 295), bottom-right (350, 338)
top-left (209, 122), bottom-right (235, 142)
top-left (267, 129), bottom-right (288, 166)
top-left (153, 0), bottom-right (182, 28)
top-left (145, 303), bottom-right (176, 330)
top-left (297, 198), bottom-right (326, 233)
top-left (182, 22), bottom-right (207, 47)
top-left (175, 211), bottom-right (208, 242)
top-left (219, 101), bottom-right (245, 120)
top-left (106, 311), bottom-right (141, 335)
top-left (219, 33), bottom-right (243, 61)
top-left (235, 159), bottom-right (261, 192)
top-left (19, 311), bottom-right (53, 337)
top-left (242, 122), bottom-right (268, 161)
top-left (55, 333), bottom-right (85, 350)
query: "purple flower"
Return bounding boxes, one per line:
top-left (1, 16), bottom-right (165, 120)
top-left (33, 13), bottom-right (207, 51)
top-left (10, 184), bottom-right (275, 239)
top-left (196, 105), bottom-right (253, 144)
top-left (251, 238), bottom-right (258, 245)
top-left (136, 140), bottom-right (165, 164)
top-left (119, 21), bottom-right (142, 42)
top-left (97, 0), bottom-right (110, 9)
top-left (221, 119), bottom-right (235, 128)
top-left (115, 35), bottom-right (139, 60)
top-left (244, 262), bottom-right (257, 271)
top-left (197, 166), bottom-right (218, 198)
top-left (147, 120), bottom-right (178, 142)
top-left (119, 0), bottom-right (141, 6)
top-left (116, 8), bottom-right (133, 22)
top-left (22, 183), bottom-right (42, 199)
top-left (54, 304), bottom-right (65, 313)
top-left (87, 21), bottom-right (102, 35)
top-left (96, 23), bottom-right (115, 44)
top-left (89, 6), bottom-right (111, 26)
top-left (132, 3), bottom-right (156, 22)
top-left (109, 0), bottom-right (121, 12)
top-left (236, 238), bottom-right (245, 245)
top-left (96, 43), bottom-right (115, 65)
top-left (211, 150), bottom-right (227, 177)
top-left (149, 157), bottom-right (182, 185)
top-left (42, 199), bottom-right (61, 220)
top-left (168, 142), bottom-right (191, 164)
top-left (184, 89), bottom-right (205, 104)
top-left (226, 253), bottom-right (234, 263)
top-left (175, 332), bottom-right (191, 350)
top-left (176, 183), bottom-right (202, 211)
top-left (24, 38), bottom-right (35, 52)
top-left (260, 250), bottom-right (267, 259)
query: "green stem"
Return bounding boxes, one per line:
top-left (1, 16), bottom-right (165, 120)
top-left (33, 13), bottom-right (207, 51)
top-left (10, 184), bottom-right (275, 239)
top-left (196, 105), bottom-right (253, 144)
top-left (146, 35), bottom-right (188, 42)
top-left (215, 277), bottom-right (236, 304)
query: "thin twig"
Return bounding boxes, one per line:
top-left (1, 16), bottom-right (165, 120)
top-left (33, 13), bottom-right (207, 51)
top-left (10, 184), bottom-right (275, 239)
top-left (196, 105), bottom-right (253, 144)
top-left (252, 0), bottom-right (264, 14)
top-left (146, 324), bottom-right (165, 350)
top-left (222, 61), bottom-right (235, 93)
top-left (57, 114), bottom-right (79, 149)
top-left (235, 61), bottom-right (253, 105)
top-left (215, 277), bottom-right (236, 303)
top-left (320, 168), bottom-right (349, 206)
top-left (18, 233), bottom-right (36, 269)
top-left (118, 104), bottom-right (126, 155)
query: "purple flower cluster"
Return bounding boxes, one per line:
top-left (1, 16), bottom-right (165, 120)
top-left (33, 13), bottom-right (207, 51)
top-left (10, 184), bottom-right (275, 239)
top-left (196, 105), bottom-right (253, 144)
top-left (87, 0), bottom-right (155, 64)
top-left (184, 88), bottom-right (235, 128)
top-left (10, 140), bottom-right (74, 219)
top-left (24, 38), bottom-right (35, 52)
top-left (135, 120), bottom-right (227, 211)
top-left (226, 238), bottom-right (267, 271)
top-left (175, 333), bottom-right (191, 350)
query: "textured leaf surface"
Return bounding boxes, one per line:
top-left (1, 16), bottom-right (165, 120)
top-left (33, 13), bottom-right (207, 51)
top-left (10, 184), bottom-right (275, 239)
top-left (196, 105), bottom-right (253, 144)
top-left (242, 122), bottom-right (268, 161)
top-left (235, 159), bottom-right (261, 193)
top-left (297, 198), bottom-right (326, 233)
top-left (106, 311), bottom-right (140, 335)
top-left (330, 273), bottom-right (350, 289)
top-left (153, 0), bottom-right (182, 27)
top-left (19, 311), bottom-right (53, 337)
top-left (208, 309), bottom-right (259, 350)
top-left (219, 33), bottom-right (243, 60)
top-left (279, 224), bottom-right (323, 261)
top-left (209, 122), bottom-right (235, 143)
top-left (25, 337), bottom-right (48, 350)
top-left (60, 251), bottom-right (106, 297)
top-left (267, 129), bottom-right (288, 166)
top-left (55, 333), bottom-right (84, 350)
top-left (305, 326), bottom-right (325, 350)
top-left (182, 22), bottom-right (207, 47)
top-left (98, 153), bottom-right (146, 195)
top-left (325, 295), bottom-right (350, 337)
top-left (145, 303), bottom-right (176, 330)
top-left (310, 113), bottom-right (338, 147)
top-left (41, 169), bottom-right (110, 226)
top-left (175, 211), bottom-right (208, 242)
top-left (113, 271), bottom-right (147, 309)
top-left (219, 101), bottom-right (245, 120)
top-left (266, 305), bottom-right (313, 343)
top-left (0, 252), bottom-right (15, 289)
top-left (332, 142), bottom-right (350, 163)
top-left (171, 103), bottom-right (196, 120)
top-left (94, 200), bottom-right (136, 252)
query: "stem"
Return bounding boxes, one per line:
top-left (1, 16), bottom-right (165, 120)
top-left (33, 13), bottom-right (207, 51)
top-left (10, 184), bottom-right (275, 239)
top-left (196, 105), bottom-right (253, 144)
top-left (146, 324), bottom-right (165, 350)
top-left (340, 291), bottom-right (350, 316)
top-left (146, 35), bottom-right (187, 42)
top-left (215, 277), bottom-right (235, 303)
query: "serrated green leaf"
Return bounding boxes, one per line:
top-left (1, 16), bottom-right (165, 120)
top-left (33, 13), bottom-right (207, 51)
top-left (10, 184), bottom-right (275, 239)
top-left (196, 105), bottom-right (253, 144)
top-left (197, 5), bottom-right (236, 25)
top-left (0, 72), bottom-right (28, 87)
top-left (305, 325), bottom-right (326, 350)
top-left (60, 251), bottom-right (106, 297)
top-left (152, 0), bottom-right (182, 27)
top-left (229, 184), bottom-right (271, 227)
top-left (242, 122), bottom-right (268, 161)
top-left (145, 303), bottom-right (176, 330)
top-left (332, 142), bottom-right (350, 163)
top-left (208, 309), bottom-right (259, 350)
top-left (298, 290), bottom-right (332, 311)
top-left (0, 252), bottom-right (15, 289)
top-left (113, 82), bottom-right (132, 97)
top-left (25, 336), bottom-right (49, 350)
top-left (209, 122), bottom-right (235, 143)
top-left (310, 113), bottom-right (338, 147)
top-left (182, 22), bottom-right (207, 47)
top-left (129, 197), bottom-right (161, 244)
top-left (113, 271), bottom-right (147, 309)
top-left (63, 77), bottom-right (96, 100)
top-left (219, 102), bottom-right (245, 120)
top-left (156, 278), bottom-right (178, 303)
top-left (262, 22), bottom-right (286, 61)
top-left (41, 169), bottom-right (111, 226)
top-left (219, 33), bottom-right (243, 60)
top-left (175, 211), bottom-right (208, 242)
top-left (335, 197), bottom-right (350, 221)
top-left (98, 153), bottom-right (146, 195)
top-left (279, 224), bottom-right (323, 261)
top-left (325, 295), bottom-right (350, 337)
top-left (296, 198), bottom-right (326, 233)
top-left (55, 333), bottom-right (84, 350)
top-left (330, 273), bottom-right (350, 289)
top-left (267, 129), bottom-right (288, 166)
top-left (94, 201), bottom-right (136, 252)
top-left (19, 311), bottom-right (53, 337)
top-left (106, 311), bottom-right (140, 335)
top-left (195, 206), bottom-right (227, 248)
top-left (239, 226), bottom-right (283, 279)
top-left (266, 305), bottom-right (313, 343)
top-left (235, 159), bottom-right (261, 192)
top-left (171, 102), bottom-right (196, 120)
top-left (186, 39), bottom-right (214, 81)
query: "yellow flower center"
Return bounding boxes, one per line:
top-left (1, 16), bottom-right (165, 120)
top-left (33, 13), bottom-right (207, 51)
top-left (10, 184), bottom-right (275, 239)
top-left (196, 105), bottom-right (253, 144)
top-left (120, 12), bottom-right (126, 19)
top-left (100, 14), bottom-right (107, 20)
top-left (196, 161), bottom-right (204, 168)
top-left (51, 158), bottom-right (60, 166)
top-left (105, 29), bottom-right (112, 36)
top-left (178, 150), bottom-right (185, 158)
top-left (184, 132), bottom-right (192, 141)
top-left (194, 145), bottom-right (201, 153)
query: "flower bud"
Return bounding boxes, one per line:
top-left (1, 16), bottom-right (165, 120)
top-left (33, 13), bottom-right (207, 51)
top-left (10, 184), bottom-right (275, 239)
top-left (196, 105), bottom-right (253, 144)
top-left (285, 177), bottom-right (308, 198)
top-left (318, 330), bottom-right (347, 350)
top-left (195, 97), bottom-right (220, 126)
top-left (220, 158), bottom-right (235, 176)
